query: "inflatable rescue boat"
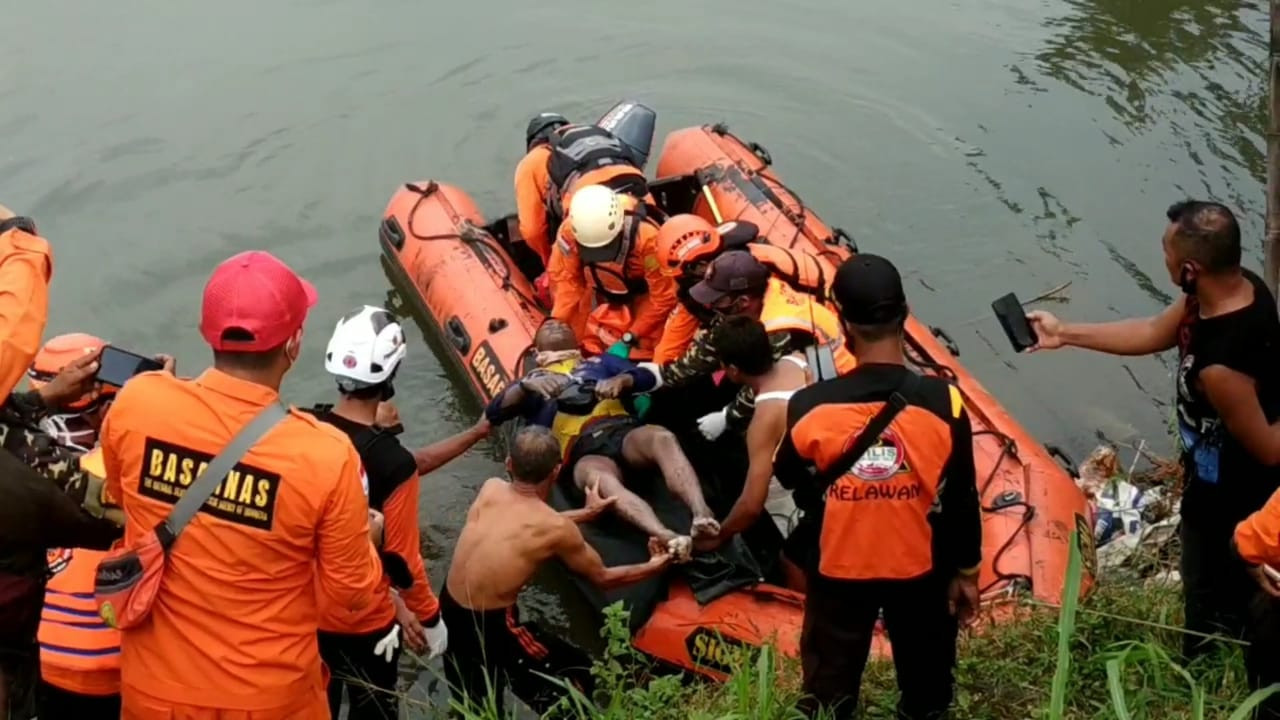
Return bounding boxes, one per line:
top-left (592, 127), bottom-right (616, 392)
top-left (378, 102), bottom-right (1096, 681)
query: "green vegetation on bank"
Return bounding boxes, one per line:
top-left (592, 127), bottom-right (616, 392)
top-left (433, 546), bottom-right (1274, 720)
top-left (415, 447), bottom-right (1276, 719)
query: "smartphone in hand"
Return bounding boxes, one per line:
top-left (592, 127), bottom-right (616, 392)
top-left (95, 346), bottom-right (164, 388)
top-left (991, 293), bottom-right (1039, 353)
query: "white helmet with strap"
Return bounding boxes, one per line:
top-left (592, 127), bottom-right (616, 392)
top-left (568, 184), bottom-right (626, 250)
top-left (324, 305), bottom-right (407, 392)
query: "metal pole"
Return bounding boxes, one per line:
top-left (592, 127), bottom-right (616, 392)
top-left (1265, 0), bottom-right (1280, 301)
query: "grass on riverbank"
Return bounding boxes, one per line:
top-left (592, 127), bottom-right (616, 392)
top-left (436, 542), bottom-right (1274, 720)
top-left (426, 444), bottom-right (1276, 719)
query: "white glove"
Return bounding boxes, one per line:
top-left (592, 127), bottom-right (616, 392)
top-left (697, 407), bottom-right (729, 441)
top-left (373, 624), bottom-right (401, 663)
top-left (423, 615), bottom-right (449, 660)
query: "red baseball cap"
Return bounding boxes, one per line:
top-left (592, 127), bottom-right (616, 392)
top-left (200, 251), bottom-right (318, 352)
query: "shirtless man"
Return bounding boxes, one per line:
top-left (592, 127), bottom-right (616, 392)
top-left (486, 319), bottom-right (719, 559)
top-left (698, 316), bottom-right (811, 590)
top-left (441, 426), bottom-right (671, 717)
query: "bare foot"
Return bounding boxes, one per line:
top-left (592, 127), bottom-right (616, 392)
top-left (666, 536), bottom-right (693, 563)
top-left (691, 516), bottom-right (721, 540)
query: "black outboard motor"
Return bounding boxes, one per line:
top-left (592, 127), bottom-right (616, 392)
top-left (596, 100), bottom-right (657, 171)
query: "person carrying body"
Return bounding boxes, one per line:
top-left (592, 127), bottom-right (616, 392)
top-left (694, 316), bottom-right (809, 589)
top-left (441, 425), bottom-right (671, 717)
top-left (546, 184), bottom-right (676, 358)
top-left (100, 251), bottom-right (384, 719)
top-left (774, 254), bottom-right (980, 720)
top-left (660, 249), bottom-right (856, 441)
top-left (25, 333), bottom-right (142, 720)
top-left (309, 305), bottom-right (491, 720)
top-left (486, 318), bottom-right (718, 557)
top-left (0, 205), bottom-right (124, 719)
top-left (651, 214), bottom-right (830, 364)
top-left (1026, 200), bottom-right (1280, 717)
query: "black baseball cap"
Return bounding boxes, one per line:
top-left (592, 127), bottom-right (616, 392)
top-left (689, 250), bottom-right (771, 306)
top-left (832, 254), bottom-right (908, 324)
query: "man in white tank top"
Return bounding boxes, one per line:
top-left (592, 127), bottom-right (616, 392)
top-left (695, 315), bottom-right (812, 589)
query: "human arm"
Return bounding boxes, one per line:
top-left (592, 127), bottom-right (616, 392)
top-left (514, 151), bottom-right (552, 264)
top-left (1234, 490), bottom-right (1280, 597)
top-left (412, 416), bottom-right (491, 475)
top-left (559, 481), bottom-right (617, 523)
top-left (556, 519), bottom-right (670, 590)
top-left (316, 445), bottom-right (383, 612)
top-left (654, 304), bottom-right (702, 365)
top-left (548, 234), bottom-right (588, 336)
top-left (1200, 365), bottom-right (1280, 466)
top-left (1026, 299), bottom-right (1184, 356)
top-left (483, 375), bottom-right (558, 427)
top-left (594, 354), bottom-right (660, 398)
top-left (628, 251), bottom-right (677, 339)
top-left (382, 475), bottom-right (441, 622)
top-left (715, 406), bottom-right (787, 543)
top-left (937, 389), bottom-right (981, 625)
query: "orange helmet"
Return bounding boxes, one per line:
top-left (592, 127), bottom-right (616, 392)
top-left (655, 214), bottom-right (723, 277)
top-left (28, 333), bottom-right (111, 411)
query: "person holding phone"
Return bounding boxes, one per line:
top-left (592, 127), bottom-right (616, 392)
top-left (1025, 200), bottom-right (1280, 715)
top-left (100, 250), bottom-right (383, 719)
top-left (774, 254), bottom-right (980, 720)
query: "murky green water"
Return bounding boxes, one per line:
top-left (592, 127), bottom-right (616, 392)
top-left (3, 0), bottom-right (1269, 712)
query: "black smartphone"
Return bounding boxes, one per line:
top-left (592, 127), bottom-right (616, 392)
top-left (96, 346), bottom-right (164, 388)
top-left (991, 292), bottom-right (1039, 353)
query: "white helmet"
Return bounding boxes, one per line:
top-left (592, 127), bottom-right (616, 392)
top-left (324, 305), bottom-right (407, 391)
top-left (568, 184), bottom-right (625, 250)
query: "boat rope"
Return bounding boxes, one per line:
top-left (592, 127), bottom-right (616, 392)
top-left (401, 182), bottom-right (547, 316)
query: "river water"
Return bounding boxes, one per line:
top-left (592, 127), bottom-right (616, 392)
top-left (3, 0), bottom-right (1268, 712)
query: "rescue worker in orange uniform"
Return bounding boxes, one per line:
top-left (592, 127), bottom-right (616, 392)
top-left (26, 334), bottom-right (125, 719)
top-left (1230, 499), bottom-right (1280, 719)
top-left (514, 112), bottom-right (571, 265)
top-left (547, 184), bottom-right (676, 358)
top-left (653, 214), bottom-right (833, 365)
top-left (680, 250), bottom-right (856, 441)
top-left (0, 206), bottom-right (123, 719)
top-left (101, 251), bottom-right (384, 719)
top-left (0, 205), bottom-right (52, 398)
top-left (773, 254), bottom-right (980, 720)
top-left (310, 305), bottom-right (491, 720)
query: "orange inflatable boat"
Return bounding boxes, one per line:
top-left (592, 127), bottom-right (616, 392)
top-left (378, 103), bottom-right (1096, 681)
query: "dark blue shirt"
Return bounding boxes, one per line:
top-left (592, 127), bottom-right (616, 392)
top-left (484, 354), bottom-right (657, 428)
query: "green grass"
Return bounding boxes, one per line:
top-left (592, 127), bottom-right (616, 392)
top-left (431, 533), bottom-right (1276, 720)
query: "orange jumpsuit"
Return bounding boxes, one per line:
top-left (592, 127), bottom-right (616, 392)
top-left (654, 243), bottom-right (833, 365)
top-left (513, 144), bottom-right (555, 265)
top-left (102, 369), bottom-right (383, 719)
top-left (547, 210), bottom-right (675, 357)
top-left (0, 222), bottom-right (52, 397)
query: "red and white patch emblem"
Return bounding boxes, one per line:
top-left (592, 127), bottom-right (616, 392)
top-left (849, 430), bottom-right (906, 481)
top-left (47, 548), bottom-right (73, 575)
top-left (342, 354), bottom-right (358, 370)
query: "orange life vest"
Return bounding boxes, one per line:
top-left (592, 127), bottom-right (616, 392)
top-left (546, 125), bottom-right (647, 219)
top-left (39, 546), bottom-right (121, 696)
top-left (758, 278), bottom-right (857, 375)
top-left (747, 244), bottom-right (828, 301)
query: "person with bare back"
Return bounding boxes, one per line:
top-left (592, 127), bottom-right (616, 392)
top-left (484, 318), bottom-right (719, 560)
top-left (440, 426), bottom-right (671, 717)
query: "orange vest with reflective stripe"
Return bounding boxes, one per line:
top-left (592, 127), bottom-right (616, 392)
top-left (758, 278), bottom-right (857, 375)
top-left (39, 547), bottom-right (121, 696)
